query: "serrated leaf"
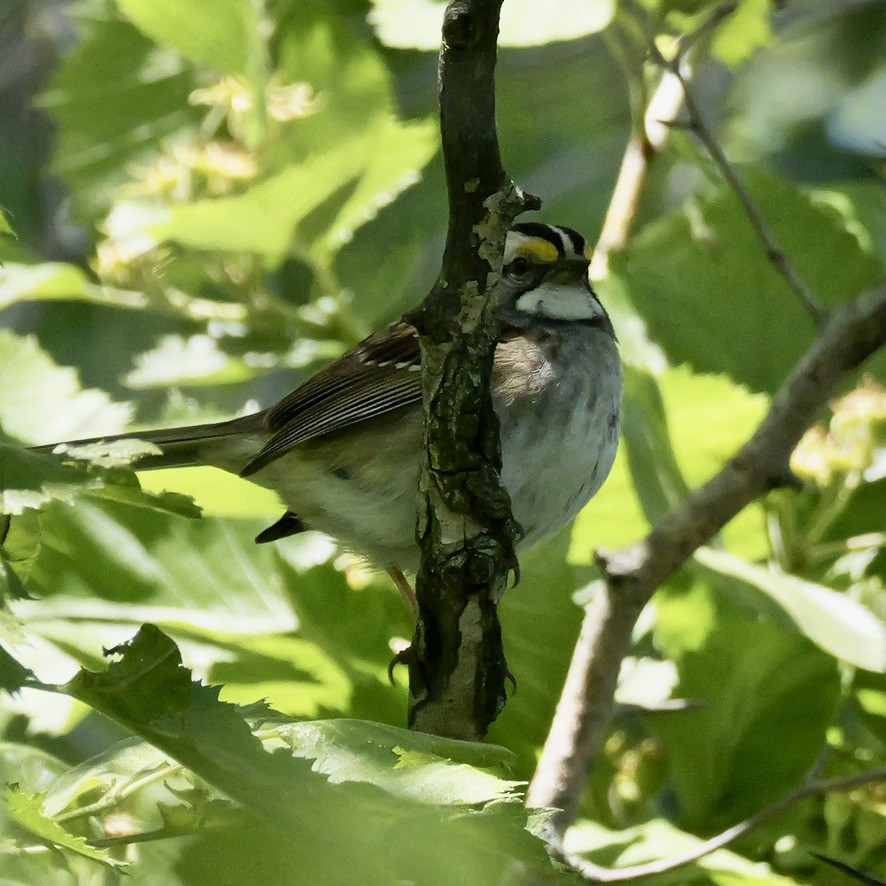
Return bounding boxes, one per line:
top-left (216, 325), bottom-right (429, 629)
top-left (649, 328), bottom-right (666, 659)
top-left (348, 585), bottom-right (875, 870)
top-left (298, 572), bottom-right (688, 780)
top-left (269, 719), bottom-right (521, 805)
top-left (124, 334), bottom-right (253, 388)
top-left (58, 625), bottom-right (567, 886)
top-left (0, 443), bottom-right (200, 518)
top-left (4, 787), bottom-right (125, 869)
top-left (0, 644), bottom-right (35, 693)
top-left (695, 546), bottom-right (886, 672)
top-left (0, 330), bottom-right (131, 446)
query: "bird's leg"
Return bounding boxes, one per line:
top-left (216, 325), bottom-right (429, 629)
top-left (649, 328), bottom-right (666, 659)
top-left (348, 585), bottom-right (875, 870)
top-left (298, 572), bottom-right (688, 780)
top-left (383, 564), bottom-right (516, 693)
top-left (386, 563), bottom-right (418, 619)
top-left (386, 563), bottom-right (419, 685)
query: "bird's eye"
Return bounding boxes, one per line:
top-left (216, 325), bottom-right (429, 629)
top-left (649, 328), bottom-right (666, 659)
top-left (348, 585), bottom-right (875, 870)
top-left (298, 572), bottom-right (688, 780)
top-left (508, 257), bottom-right (531, 277)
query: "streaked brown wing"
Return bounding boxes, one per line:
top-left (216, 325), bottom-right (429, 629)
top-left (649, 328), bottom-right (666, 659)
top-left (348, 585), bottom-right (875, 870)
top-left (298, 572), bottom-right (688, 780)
top-left (240, 322), bottom-right (422, 476)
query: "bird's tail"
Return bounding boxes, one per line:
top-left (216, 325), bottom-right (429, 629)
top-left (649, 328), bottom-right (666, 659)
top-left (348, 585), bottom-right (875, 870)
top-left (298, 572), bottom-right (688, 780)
top-left (32, 412), bottom-right (266, 472)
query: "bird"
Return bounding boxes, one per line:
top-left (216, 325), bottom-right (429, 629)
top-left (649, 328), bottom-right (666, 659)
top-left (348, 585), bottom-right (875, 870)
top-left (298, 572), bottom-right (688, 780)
top-left (40, 222), bottom-right (622, 609)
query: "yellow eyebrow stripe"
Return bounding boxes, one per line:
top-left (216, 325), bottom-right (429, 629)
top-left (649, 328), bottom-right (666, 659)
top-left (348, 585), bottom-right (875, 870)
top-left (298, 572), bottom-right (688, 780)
top-left (516, 237), bottom-right (559, 263)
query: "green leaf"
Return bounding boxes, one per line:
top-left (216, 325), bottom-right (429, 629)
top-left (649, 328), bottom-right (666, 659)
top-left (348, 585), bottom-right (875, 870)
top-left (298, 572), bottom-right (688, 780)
top-left (570, 446), bottom-right (650, 557)
top-left (368, 0), bottom-right (616, 49)
top-left (620, 171), bottom-right (884, 393)
top-left (0, 329), bottom-right (131, 446)
top-left (40, 7), bottom-right (201, 219)
top-left (620, 366), bottom-right (691, 523)
top-left (113, 0), bottom-right (260, 75)
top-left (0, 643), bottom-right (36, 693)
top-left (571, 367), bottom-right (770, 564)
top-left (0, 207), bottom-right (13, 236)
top-left (0, 261), bottom-right (148, 311)
top-left (269, 719), bottom-right (521, 805)
top-left (565, 817), bottom-right (798, 885)
top-left (651, 582), bottom-right (841, 828)
top-left (5, 786), bottom-right (125, 869)
top-left (124, 335), bottom-right (254, 388)
top-left (0, 442), bottom-right (199, 518)
top-left (695, 546), bottom-right (886, 672)
top-left (710, 0), bottom-right (773, 66)
top-left (138, 466), bottom-right (282, 519)
top-left (59, 626), bottom-right (569, 885)
top-left (0, 742), bottom-right (69, 795)
top-left (150, 123), bottom-right (436, 264)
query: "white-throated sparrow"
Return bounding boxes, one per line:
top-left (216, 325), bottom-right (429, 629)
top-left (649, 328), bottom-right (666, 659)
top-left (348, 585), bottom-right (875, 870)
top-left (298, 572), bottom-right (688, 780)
top-left (43, 223), bottom-right (622, 590)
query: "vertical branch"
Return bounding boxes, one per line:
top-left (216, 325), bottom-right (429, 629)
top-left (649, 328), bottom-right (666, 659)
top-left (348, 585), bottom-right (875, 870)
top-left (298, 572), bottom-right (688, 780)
top-left (404, 0), bottom-right (539, 739)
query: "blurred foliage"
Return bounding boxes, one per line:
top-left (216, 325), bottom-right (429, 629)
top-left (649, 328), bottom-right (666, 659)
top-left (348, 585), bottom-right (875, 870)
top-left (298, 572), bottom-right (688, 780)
top-left (0, 0), bottom-right (884, 883)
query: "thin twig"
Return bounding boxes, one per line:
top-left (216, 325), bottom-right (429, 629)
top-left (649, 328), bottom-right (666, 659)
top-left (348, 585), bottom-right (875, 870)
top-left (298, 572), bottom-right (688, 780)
top-left (811, 853), bottom-right (886, 886)
top-left (589, 68), bottom-right (685, 280)
top-left (562, 767), bottom-right (886, 882)
top-left (652, 46), bottom-right (828, 326)
top-left (54, 762), bottom-right (182, 825)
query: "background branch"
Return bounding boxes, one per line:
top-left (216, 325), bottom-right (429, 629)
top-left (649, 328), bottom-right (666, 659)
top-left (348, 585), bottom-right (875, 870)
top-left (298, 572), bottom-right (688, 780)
top-left (590, 1), bottom-right (738, 280)
top-left (527, 281), bottom-right (886, 837)
top-left (651, 47), bottom-right (827, 326)
top-left (404, 0), bottom-right (538, 739)
top-left (563, 767), bottom-right (886, 882)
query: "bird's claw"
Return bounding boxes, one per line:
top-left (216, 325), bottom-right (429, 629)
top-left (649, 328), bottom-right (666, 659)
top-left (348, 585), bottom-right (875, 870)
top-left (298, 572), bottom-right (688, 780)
top-left (387, 646), bottom-right (416, 685)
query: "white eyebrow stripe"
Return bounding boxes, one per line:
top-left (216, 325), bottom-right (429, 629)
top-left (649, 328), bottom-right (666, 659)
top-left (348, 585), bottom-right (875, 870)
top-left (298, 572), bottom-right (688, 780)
top-left (554, 226), bottom-right (571, 255)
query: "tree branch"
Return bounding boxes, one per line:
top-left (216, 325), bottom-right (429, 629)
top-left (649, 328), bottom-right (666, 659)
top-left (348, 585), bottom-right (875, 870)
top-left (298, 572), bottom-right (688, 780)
top-left (527, 281), bottom-right (886, 836)
top-left (651, 48), bottom-right (828, 326)
top-left (563, 767), bottom-right (886, 882)
top-left (404, 0), bottom-right (538, 739)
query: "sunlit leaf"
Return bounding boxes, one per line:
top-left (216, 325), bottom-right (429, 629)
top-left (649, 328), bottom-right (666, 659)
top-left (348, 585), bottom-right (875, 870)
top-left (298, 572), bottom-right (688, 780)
top-left (368, 0), bottom-right (616, 49)
top-left (651, 582), bottom-right (841, 827)
top-left (695, 546), bottom-right (886, 672)
top-left (267, 719), bottom-right (521, 805)
top-left (138, 466), bottom-right (282, 519)
top-left (57, 626), bottom-right (569, 885)
top-left (0, 330), bottom-right (131, 445)
top-left (571, 367), bottom-right (770, 564)
top-left (0, 443), bottom-right (199, 518)
top-left (5, 786), bottom-right (126, 869)
top-left (150, 124), bottom-right (435, 264)
top-left (710, 0), bottom-right (773, 66)
top-left (565, 817), bottom-right (798, 885)
top-left (0, 261), bottom-right (147, 311)
top-left (113, 0), bottom-right (260, 75)
top-left (124, 335), bottom-right (253, 388)
top-left (40, 7), bottom-right (202, 219)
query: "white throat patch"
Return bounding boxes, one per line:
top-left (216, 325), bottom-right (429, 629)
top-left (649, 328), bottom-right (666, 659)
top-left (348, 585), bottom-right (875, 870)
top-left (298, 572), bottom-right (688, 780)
top-left (515, 282), bottom-right (602, 321)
